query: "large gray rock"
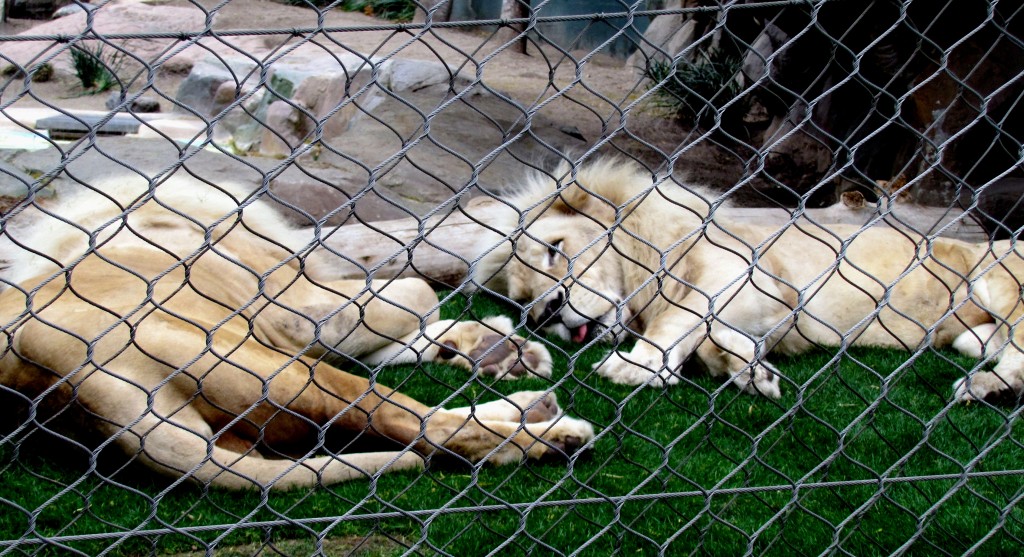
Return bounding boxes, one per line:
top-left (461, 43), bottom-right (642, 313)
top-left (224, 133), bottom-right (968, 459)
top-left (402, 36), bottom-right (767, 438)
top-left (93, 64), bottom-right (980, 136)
top-left (170, 52), bottom-right (586, 218)
top-left (741, 23), bottom-right (789, 88)
top-left (52, 2), bottom-right (96, 18)
top-left (175, 53), bottom-right (378, 154)
top-left (379, 58), bottom-right (464, 94)
top-left (1, 2), bottom-right (207, 78)
top-left (259, 100), bottom-right (313, 159)
top-left (0, 161), bottom-right (34, 207)
top-left (626, 1), bottom-right (700, 75)
top-left (106, 91), bottom-right (161, 113)
top-left (0, 160), bottom-right (55, 213)
top-left (174, 57), bottom-right (259, 118)
top-left (174, 52), bottom-right (491, 146)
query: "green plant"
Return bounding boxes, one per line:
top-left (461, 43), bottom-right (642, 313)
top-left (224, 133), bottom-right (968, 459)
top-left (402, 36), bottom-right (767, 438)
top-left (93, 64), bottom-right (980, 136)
top-left (69, 42), bottom-right (124, 93)
top-left (343, 0), bottom-right (416, 21)
top-left (643, 50), bottom-right (742, 128)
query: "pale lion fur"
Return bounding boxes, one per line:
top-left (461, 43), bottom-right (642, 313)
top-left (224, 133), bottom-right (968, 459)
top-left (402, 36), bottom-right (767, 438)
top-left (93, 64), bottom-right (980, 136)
top-left (0, 177), bottom-right (316, 289)
top-left (476, 158), bottom-right (1024, 403)
top-left (0, 174), bottom-right (592, 490)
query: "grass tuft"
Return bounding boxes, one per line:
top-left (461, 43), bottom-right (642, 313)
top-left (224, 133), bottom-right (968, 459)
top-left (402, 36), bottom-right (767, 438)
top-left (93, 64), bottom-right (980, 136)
top-left (643, 50), bottom-right (742, 128)
top-left (342, 0), bottom-right (416, 21)
top-left (283, 0), bottom-right (416, 21)
top-left (69, 42), bottom-right (124, 94)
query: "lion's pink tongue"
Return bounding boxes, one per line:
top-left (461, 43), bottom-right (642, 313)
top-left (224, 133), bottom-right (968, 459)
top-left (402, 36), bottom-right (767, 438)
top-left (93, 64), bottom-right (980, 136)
top-left (571, 323), bottom-right (588, 343)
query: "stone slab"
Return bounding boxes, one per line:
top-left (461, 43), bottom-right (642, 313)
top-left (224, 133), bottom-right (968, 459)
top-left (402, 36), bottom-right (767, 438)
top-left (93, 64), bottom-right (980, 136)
top-left (35, 113), bottom-right (141, 139)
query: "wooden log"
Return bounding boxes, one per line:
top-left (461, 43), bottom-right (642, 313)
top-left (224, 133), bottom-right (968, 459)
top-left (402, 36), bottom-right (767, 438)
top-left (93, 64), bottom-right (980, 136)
top-left (313, 196), bottom-right (986, 285)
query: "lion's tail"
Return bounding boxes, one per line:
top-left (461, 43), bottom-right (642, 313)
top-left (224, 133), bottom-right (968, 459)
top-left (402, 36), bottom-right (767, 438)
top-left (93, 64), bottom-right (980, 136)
top-left (140, 442), bottom-right (423, 490)
top-left (185, 448), bottom-right (424, 490)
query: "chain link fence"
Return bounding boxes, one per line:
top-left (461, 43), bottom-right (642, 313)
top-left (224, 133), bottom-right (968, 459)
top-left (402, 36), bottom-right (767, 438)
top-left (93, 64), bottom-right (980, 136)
top-left (1, 0), bottom-right (1022, 554)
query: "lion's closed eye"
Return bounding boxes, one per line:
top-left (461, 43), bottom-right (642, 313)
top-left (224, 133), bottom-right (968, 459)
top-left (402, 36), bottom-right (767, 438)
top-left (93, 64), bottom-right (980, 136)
top-left (544, 240), bottom-right (564, 268)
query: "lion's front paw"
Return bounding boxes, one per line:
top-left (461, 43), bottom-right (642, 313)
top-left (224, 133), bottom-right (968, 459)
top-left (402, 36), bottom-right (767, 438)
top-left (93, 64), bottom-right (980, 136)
top-left (593, 351), bottom-right (680, 387)
top-left (732, 362), bottom-right (782, 399)
top-left (527, 416), bottom-right (595, 459)
top-left (436, 317), bottom-right (552, 379)
top-left (953, 372), bottom-right (1020, 405)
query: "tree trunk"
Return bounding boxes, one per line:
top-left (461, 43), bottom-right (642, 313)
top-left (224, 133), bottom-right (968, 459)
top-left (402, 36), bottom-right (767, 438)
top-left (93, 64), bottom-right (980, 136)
top-left (413, 0), bottom-right (452, 24)
top-left (498, 0), bottom-right (529, 55)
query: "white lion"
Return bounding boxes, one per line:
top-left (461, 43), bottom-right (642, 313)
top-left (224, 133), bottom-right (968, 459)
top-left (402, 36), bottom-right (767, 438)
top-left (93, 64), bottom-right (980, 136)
top-left (475, 158), bottom-right (1023, 402)
top-left (0, 174), bottom-right (593, 490)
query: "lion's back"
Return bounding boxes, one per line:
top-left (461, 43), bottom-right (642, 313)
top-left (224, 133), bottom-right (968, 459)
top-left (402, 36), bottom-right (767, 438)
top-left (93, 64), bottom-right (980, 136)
top-left (0, 176), bottom-right (307, 291)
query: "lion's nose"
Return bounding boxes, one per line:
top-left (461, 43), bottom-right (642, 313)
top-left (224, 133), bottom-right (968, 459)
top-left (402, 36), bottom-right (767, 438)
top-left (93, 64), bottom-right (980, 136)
top-left (530, 292), bottom-right (565, 328)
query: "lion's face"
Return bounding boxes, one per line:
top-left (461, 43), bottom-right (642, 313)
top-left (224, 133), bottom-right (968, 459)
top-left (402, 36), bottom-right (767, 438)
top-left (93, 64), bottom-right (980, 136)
top-left (504, 216), bottom-right (631, 343)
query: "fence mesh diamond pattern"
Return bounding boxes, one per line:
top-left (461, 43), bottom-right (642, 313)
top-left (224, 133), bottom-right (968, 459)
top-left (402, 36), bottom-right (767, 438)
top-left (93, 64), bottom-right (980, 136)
top-left (1, 0), bottom-right (1022, 555)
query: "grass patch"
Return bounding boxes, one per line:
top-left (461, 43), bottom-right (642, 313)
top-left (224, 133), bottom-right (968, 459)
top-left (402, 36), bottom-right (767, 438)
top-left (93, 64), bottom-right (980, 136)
top-left (341, 0), bottom-right (416, 21)
top-left (1, 291), bottom-right (1022, 555)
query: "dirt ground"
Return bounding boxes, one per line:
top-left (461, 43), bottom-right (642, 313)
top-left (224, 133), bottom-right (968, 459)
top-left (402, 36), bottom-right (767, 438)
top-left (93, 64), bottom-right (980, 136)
top-left (3, 1), bottom-right (644, 120)
top-left (1, 0), bottom-right (762, 204)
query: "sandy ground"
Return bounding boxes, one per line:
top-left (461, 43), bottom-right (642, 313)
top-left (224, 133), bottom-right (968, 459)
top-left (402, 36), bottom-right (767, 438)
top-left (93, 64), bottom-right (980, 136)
top-left (1, 0), bottom-right (756, 201)
top-left (2, 1), bottom-right (641, 124)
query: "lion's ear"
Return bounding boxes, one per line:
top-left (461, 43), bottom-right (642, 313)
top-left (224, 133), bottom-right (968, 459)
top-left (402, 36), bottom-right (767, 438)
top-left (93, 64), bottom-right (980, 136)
top-left (548, 184), bottom-right (616, 222)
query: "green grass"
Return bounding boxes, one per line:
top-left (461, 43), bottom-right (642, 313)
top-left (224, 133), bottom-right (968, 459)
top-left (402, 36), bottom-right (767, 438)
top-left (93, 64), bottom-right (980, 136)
top-left (1, 291), bottom-right (1022, 555)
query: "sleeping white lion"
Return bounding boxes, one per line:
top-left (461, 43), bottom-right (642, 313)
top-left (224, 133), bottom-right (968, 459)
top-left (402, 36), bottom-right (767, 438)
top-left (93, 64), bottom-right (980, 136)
top-left (474, 158), bottom-right (1023, 403)
top-left (0, 174), bottom-right (592, 490)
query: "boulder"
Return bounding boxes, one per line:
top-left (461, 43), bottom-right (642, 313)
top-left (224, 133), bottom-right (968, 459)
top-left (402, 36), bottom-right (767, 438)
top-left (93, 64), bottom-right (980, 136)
top-left (52, 2), bottom-right (96, 18)
top-left (626, 1), bottom-right (699, 74)
top-left (0, 161), bottom-right (55, 213)
top-left (0, 162), bottom-right (34, 212)
top-left (171, 52), bottom-right (585, 217)
top-left (174, 57), bottom-right (259, 117)
top-left (0, 2), bottom-right (207, 78)
top-left (379, 58), bottom-right (468, 94)
top-left (259, 100), bottom-right (313, 159)
top-left (106, 92), bottom-right (161, 113)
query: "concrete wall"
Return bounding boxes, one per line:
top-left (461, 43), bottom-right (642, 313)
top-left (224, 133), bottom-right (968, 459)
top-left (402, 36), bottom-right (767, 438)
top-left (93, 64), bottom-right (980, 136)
top-left (450, 0), bottom-right (652, 58)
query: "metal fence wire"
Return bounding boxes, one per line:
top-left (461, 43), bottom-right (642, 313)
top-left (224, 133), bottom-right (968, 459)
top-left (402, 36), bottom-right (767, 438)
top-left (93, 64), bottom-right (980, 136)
top-left (1, 0), bottom-right (1023, 554)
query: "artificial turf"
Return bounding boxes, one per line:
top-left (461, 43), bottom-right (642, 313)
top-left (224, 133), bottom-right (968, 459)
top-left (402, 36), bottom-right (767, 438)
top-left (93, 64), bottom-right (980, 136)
top-left (1, 291), bottom-right (1021, 555)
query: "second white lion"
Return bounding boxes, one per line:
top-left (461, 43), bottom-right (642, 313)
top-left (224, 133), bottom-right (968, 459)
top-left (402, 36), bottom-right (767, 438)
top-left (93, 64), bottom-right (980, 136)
top-left (475, 159), bottom-right (1023, 402)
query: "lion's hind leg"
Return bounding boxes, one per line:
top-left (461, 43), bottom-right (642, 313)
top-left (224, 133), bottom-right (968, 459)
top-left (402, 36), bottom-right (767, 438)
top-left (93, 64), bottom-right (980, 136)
top-left (443, 390), bottom-right (562, 423)
top-left (196, 447), bottom-right (424, 490)
top-left (954, 253), bottom-right (1024, 404)
top-left (77, 367), bottom-right (423, 490)
top-left (952, 323), bottom-right (1006, 360)
top-left (150, 422), bottom-right (422, 490)
top-left (953, 350), bottom-right (1024, 405)
top-left (951, 323), bottom-right (1015, 404)
top-left (359, 389), bottom-right (590, 466)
